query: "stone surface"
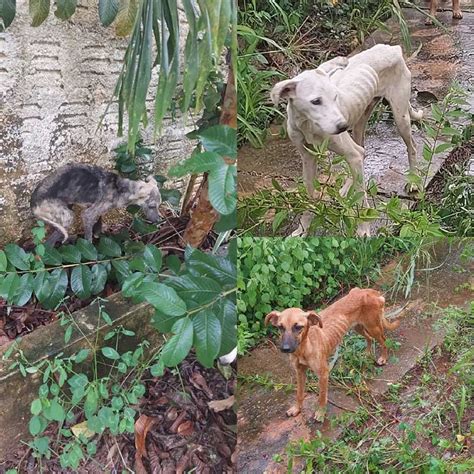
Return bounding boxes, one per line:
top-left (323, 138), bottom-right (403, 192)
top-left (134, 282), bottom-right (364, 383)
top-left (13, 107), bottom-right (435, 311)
top-left (0, 0), bottom-right (195, 245)
top-left (0, 294), bottom-right (161, 458)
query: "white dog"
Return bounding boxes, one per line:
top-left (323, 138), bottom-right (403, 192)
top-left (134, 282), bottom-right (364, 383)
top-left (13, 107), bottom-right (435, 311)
top-left (271, 44), bottom-right (423, 236)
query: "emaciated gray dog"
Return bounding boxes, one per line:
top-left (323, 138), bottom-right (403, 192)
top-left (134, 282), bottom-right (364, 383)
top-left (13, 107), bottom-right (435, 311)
top-left (31, 164), bottom-right (161, 245)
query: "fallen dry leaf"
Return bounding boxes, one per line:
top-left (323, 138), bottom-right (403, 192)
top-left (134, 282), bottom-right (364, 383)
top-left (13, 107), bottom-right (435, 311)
top-left (208, 395), bottom-right (235, 412)
top-left (176, 420), bottom-right (194, 437)
top-left (71, 421), bottom-right (95, 439)
top-left (190, 371), bottom-right (213, 398)
top-left (135, 414), bottom-right (156, 460)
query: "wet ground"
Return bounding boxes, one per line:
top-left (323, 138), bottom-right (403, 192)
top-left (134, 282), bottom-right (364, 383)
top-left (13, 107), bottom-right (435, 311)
top-left (236, 241), bottom-right (474, 473)
top-left (238, 1), bottom-right (474, 231)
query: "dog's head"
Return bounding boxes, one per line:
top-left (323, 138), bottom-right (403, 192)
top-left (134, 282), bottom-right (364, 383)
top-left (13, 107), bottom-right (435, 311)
top-left (270, 67), bottom-right (348, 136)
top-left (265, 308), bottom-right (323, 353)
top-left (135, 176), bottom-right (162, 222)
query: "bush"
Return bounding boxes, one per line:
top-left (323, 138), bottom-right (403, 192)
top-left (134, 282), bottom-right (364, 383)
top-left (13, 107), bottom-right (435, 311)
top-left (237, 237), bottom-right (412, 351)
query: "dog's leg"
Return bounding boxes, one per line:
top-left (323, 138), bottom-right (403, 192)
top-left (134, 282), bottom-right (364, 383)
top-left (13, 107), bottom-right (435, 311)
top-left (367, 325), bottom-right (389, 366)
top-left (330, 135), bottom-right (371, 236)
top-left (452, 0), bottom-right (462, 19)
top-left (82, 203), bottom-right (111, 241)
top-left (354, 324), bottom-right (374, 357)
top-left (426, 0), bottom-right (439, 24)
top-left (291, 138), bottom-right (320, 236)
top-left (391, 104), bottom-right (418, 192)
top-left (287, 363), bottom-right (306, 417)
top-left (352, 98), bottom-right (380, 148)
top-left (314, 364), bottom-right (329, 422)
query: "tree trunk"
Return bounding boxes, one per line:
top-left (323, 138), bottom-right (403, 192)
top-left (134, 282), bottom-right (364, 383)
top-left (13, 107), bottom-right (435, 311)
top-left (182, 64), bottom-right (236, 248)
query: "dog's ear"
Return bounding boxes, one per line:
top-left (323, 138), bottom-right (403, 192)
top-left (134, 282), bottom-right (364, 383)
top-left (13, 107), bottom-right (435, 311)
top-left (264, 311), bottom-right (280, 326)
top-left (270, 80), bottom-right (297, 105)
top-left (306, 311), bottom-right (323, 328)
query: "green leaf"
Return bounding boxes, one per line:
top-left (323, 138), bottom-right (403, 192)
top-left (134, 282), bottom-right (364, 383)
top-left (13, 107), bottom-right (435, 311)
top-left (141, 282), bottom-right (187, 316)
top-left (43, 269), bottom-right (68, 309)
top-left (101, 347), bottom-right (120, 360)
top-left (90, 264), bottom-right (108, 295)
top-left (0, 249), bottom-right (7, 271)
top-left (98, 0), bottom-right (119, 26)
top-left (197, 125), bottom-right (236, 158)
top-left (76, 238), bottom-right (98, 261)
top-left (208, 162), bottom-right (236, 215)
top-left (98, 237), bottom-right (122, 257)
top-left (186, 248), bottom-right (236, 287)
top-left (0, 273), bottom-right (20, 302)
top-left (29, 0), bottom-right (50, 26)
top-left (115, 0), bottom-right (138, 36)
top-left (47, 399), bottom-right (65, 422)
top-left (0, 0), bottom-right (16, 31)
top-left (31, 399), bottom-right (42, 416)
top-left (168, 151), bottom-right (223, 178)
top-left (160, 317), bottom-right (193, 367)
top-left (193, 310), bottom-right (221, 368)
top-left (121, 272), bottom-right (145, 298)
top-left (168, 274), bottom-right (221, 305)
top-left (151, 309), bottom-right (181, 333)
top-left (59, 245), bottom-right (82, 264)
top-left (71, 265), bottom-right (92, 300)
top-left (84, 387), bottom-right (99, 418)
top-left (74, 348), bottom-right (90, 364)
top-left (4, 244), bottom-right (30, 271)
top-left (29, 415), bottom-right (42, 436)
top-left (214, 211), bottom-right (236, 232)
top-left (42, 245), bottom-right (63, 266)
top-left (216, 297), bottom-right (237, 356)
top-left (143, 244), bottom-right (162, 272)
top-left (13, 273), bottom-right (34, 306)
top-left (111, 260), bottom-right (130, 281)
top-left (54, 0), bottom-right (76, 19)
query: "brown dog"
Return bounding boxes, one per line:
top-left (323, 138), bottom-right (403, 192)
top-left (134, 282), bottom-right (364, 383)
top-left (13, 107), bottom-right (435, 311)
top-left (265, 288), bottom-right (400, 422)
top-left (427, 0), bottom-right (462, 23)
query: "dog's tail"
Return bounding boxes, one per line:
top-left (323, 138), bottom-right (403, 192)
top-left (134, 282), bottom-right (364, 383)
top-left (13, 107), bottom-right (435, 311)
top-left (409, 104), bottom-right (423, 122)
top-left (377, 295), bottom-right (400, 331)
top-left (382, 310), bottom-right (401, 331)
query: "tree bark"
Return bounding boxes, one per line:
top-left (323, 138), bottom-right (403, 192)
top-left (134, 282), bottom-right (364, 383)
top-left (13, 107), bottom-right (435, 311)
top-left (182, 64), bottom-right (236, 248)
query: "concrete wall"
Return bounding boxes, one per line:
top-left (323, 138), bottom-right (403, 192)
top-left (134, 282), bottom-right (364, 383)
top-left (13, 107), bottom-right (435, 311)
top-left (0, 0), bottom-right (194, 245)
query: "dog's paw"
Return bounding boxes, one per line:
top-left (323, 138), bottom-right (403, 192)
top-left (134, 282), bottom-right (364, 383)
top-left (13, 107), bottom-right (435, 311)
top-left (404, 182), bottom-right (420, 195)
top-left (376, 356), bottom-right (387, 366)
top-left (313, 408), bottom-right (326, 422)
top-left (356, 222), bottom-right (371, 237)
top-left (453, 10), bottom-right (463, 19)
top-left (286, 406), bottom-right (301, 417)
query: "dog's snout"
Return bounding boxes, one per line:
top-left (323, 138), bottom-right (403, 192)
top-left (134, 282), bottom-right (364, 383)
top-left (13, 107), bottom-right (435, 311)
top-left (336, 122), bottom-right (348, 134)
top-left (281, 345), bottom-right (292, 353)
